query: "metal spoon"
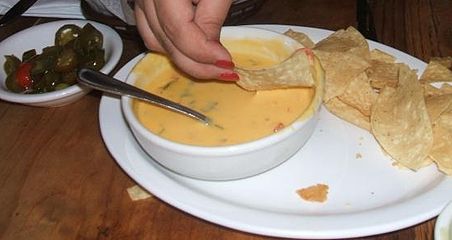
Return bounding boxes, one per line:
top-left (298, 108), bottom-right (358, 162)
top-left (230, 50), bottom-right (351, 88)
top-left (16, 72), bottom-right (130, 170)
top-left (77, 68), bottom-right (210, 124)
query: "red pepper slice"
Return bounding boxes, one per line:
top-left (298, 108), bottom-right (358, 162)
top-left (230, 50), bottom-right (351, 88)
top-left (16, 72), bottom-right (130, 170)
top-left (16, 63), bottom-right (33, 89)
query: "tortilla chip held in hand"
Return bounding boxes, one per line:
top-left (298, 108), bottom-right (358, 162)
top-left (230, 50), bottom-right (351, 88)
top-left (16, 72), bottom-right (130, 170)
top-left (235, 48), bottom-right (316, 91)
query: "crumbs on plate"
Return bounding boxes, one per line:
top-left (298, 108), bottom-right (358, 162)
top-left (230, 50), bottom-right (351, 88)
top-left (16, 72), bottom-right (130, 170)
top-left (296, 183), bottom-right (329, 203)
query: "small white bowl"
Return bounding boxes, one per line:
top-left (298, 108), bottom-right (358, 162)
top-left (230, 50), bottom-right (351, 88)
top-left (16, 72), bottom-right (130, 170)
top-left (0, 20), bottom-right (122, 107)
top-left (435, 201), bottom-right (452, 240)
top-left (122, 26), bottom-right (324, 180)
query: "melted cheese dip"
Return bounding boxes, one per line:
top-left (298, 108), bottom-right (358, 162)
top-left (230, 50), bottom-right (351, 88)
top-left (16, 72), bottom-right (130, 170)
top-left (132, 38), bottom-right (314, 146)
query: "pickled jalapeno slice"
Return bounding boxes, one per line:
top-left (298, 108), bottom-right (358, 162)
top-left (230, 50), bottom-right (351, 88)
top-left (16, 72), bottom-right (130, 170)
top-left (55, 24), bottom-right (81, 47)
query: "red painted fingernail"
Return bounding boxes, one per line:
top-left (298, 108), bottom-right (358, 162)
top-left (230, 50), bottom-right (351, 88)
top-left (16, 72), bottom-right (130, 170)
top-left (215, 60), bottom-right (235, 69)
top-left (219, 72), bottom-right (240, 81)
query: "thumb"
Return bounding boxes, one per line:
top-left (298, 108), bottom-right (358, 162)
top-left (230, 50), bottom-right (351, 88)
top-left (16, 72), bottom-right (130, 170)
top-left (194, 0), bottom-right (233, 59)
top-left (194, 0), bottom-right (232, 39)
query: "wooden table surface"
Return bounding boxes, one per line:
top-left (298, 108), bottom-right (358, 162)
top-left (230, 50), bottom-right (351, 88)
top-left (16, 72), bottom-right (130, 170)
top-left (1, 0), bottom-right (451, 239)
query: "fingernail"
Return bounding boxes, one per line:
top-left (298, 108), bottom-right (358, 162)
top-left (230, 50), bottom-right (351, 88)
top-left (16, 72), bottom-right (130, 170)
top-left (219, 72), bottom-right (240, 81)
top-left (215, 60), bottom-right (235, 69)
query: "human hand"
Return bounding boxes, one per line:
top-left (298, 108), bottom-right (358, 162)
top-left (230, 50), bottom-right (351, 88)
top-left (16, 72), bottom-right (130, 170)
top-left (134, 0), bottom-right (239, 81)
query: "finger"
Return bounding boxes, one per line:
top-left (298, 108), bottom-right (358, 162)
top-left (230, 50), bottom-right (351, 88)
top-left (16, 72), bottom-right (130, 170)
top-left (140, 0), bottom-right (185, 59)
top-left (195, 0), bottom-right (232, 40)
top-left (134, 4), bottom-right (165, 53)
top-left (171, 52), bottom-right (238, 81)
top-left (154, 0), bottom-right (232, 64)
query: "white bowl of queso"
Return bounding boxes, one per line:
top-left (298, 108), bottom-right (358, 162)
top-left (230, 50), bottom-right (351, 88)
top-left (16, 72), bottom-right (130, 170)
top-left (122, 26), bottom-right (325, 180)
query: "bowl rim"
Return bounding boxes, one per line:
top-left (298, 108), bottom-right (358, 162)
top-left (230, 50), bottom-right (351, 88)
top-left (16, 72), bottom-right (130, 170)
top-left (121, 26), bottom-right (323, 156)
top-left (0, 19), bottom-right (123, 103)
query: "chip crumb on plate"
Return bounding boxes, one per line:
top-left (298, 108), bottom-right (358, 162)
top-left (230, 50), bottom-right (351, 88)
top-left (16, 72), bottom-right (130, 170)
top-left (296, 184), bottom-right (329, 203)
top-left (127, 185), bottom-right (153, 201)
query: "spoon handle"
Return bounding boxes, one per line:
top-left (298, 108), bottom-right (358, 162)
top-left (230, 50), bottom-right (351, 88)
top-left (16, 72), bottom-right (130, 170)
top-left (77, 68), bottom-right (209, 124)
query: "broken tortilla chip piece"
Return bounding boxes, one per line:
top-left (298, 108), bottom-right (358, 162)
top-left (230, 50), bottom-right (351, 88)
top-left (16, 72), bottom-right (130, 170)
top-left (429, 105), bottom-right (452, 175)
top-left (370, 49), bottom-right (397, 63)
top-left (296, 184), bottom-right (329, 203)
top-left (313, 27), bottom-right (371, 101)
top-left (371, 64), bottom-right (433, 170)
top-left (338, 71), bottom-right (378, 116)
top-left (425, 94), bottom-right (452, 175)
top-left (420, 57), bottom-right (452, 83)
top-left (283, 29), bottom-right (315, 48)
top-left (314, 50), bottom-right (370, 101)
top-left (425, 94), bottom-right (452, 123)
top-left (314, 26), bottom-right (370, 60)
top-left (430, 56), bottom-right (452, 68)
top-left (366, 61), bottom-right (400, 90)
top-left (424, 83), bottom-right (452, 97)
top-left (127, 185), bottom-right (152, 201)
top-left (235, 49), bottom-right (317, 91)
top-left (325, 97), bottom-right (370, 131)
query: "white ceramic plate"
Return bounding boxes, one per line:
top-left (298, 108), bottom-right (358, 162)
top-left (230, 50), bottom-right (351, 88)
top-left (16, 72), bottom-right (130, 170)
top-left (435, 201), bottom-right (452, 240)
top-left (0, 20), bottom-right (122, 107)
top-left (99, 25), bottom-right (452, 239)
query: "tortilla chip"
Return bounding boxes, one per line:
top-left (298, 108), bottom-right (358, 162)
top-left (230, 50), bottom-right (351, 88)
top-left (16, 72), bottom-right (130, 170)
top-left (425, 94), bottom-right (452, 123)
top-left (430, 105), bottom-right (452, 175)
top-left (314, 26), bottom-right (370, 60)
top-left (296, 184), bottom-right (329, 203)
top-left (430, 56), bottom-right (452, 68)
top-left (285, 25), bottom-right (451, 175)
top-left (314, 50), bottom-right (370, 101)
top-left (338, 71), bottom-right (378, 116)
top-left (366, 61), bottom-right (400, 90)
top-left (235, 49), bottom-right (316, 91)
top-left (425, 93), bottom-right (452, 174)
top-left (325, 97), bottom-right (370, 131)
top-left (370, 49), bottom-right (396, 63)
top-left (371, 64), bottom-right (433, 170)
top-left (284, 29), bottom-right (315, 48)
top-left (420, 58), bottom-right (452, 83)
top-left (312, 27), bottom-right (371, 101)
top-left (127, 185), bottom-right (152, 201)
top-left (424, 83), bottom-right (452, 97)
